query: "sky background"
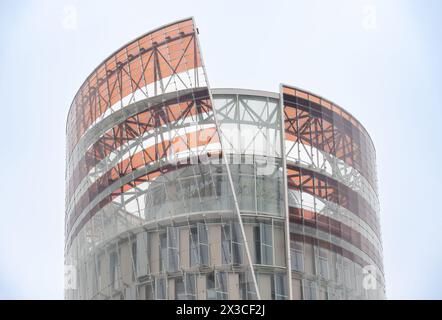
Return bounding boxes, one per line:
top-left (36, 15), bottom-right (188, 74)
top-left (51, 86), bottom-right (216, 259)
top-left (0, 0), bottom-right (441, 299)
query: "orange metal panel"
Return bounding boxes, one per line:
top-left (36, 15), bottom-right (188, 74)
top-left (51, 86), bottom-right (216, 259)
top-left (67, 18), bottom-right (200, 157)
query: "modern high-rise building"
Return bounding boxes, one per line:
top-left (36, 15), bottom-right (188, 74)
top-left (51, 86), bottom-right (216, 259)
top-left (65, 18), bottom-right (385, 300)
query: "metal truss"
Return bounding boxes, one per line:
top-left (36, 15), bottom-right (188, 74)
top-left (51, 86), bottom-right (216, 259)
top-left (65, 21), bottom-right (384, 301)
top-left (194, 21), bottom-right (262, 299)
top-left (67, 18), bottom-right (205, 157)
top-left (282, 88), bottom-right (377, 193)
top-left (66, 18), bottom-right (263, 300)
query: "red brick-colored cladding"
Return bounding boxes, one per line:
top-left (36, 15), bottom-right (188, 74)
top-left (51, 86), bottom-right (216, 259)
top-left (282, 86), bottom-right (372, 146)
top-left (283, 86), bottom-right (377, 190)
top-left (67, 90), bottom-right (213, 202)
top-left (65, 153), bottom-right (221, 250)
top-left (289, 207), bottom-right (383, 273)
top-left (287, 165), bottom-right (380, 239)
top-left (290, 233), bottom-right (384, 283)
top-left (66, 127), bottom-right (219, 237)
top-left (66, 19), bottom-right (201, 156)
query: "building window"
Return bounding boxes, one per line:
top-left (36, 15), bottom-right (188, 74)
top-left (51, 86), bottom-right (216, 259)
top-left (96, 255), bottom-right (102, 292)
top-left (145, 184), bottom-right (166, 218)
top-left (145, 282), bottom-right (154, 300)
top-left (159, 232), bottom-right (167, 272)
top-left (221, 224), bottom-right (231, 265)
top-left (131, 241), bottom-right (137, 281)
top-left (239, 272), bottom-right (258, 300)
top-left (254, 223), bottom-right (273, 265)
top-left (87, 259), bottom-right (96, 296)
top-left (185, 273), bottom-right (197, 300)
top-left (175, 277), bottom-right (185, 300)
top-left (319, 285), bottom-right (328, 300)
top-left (135, 231), bottom-right (150, 278)
top-left (175, 273), bottom-right (197, 300)
top-left (216, 271), bottom-right (229, 300)
top-left (343, 258), bottom-right (355, 289)
top-left (168, 227), bottom-right (179, 272)
top-left (155, 277), bottom-right (167, 300)
top-left (190, 223), bottom-right (209, 267)
top-left (206, 272), bottom-right (216, 300)
top-left (160, 227), bottom-right (180, 273)
top-left (109, 251), bottom-right (119, 290)
top-left (221, 223), bottom-right (243, 265)
top-left (206, 271), bottom-right (228, 300)
top-left (335, 255), bottom-right (343, 284)
top-left (317, 247), bottom-right (329, 279)
top-left (355, 264), bottom-right (363, 296)
top-left (303, 280), bottom-right (317, 300)
top-left (190, 227), bottom-right (198, 267)
top-left (271, 274), bottom-right (287, 300)
top-left (290, 241), bottom-right (304, 272)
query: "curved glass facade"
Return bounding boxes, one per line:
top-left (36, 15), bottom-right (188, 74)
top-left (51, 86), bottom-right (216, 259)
top-left (65, 19), bottom-right (385, 300)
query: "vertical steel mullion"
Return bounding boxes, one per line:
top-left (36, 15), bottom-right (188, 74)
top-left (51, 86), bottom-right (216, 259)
top-left (192, 17), bottom-right (261, 299)
top-left (115, 242), bottom-right (122, 294)
top-left (129, 233), bottom-right (140, 299)
top-left (237, 94), bottom-right (241, 155)
top-left (279, 84), bottom-right (293, 300)
top-left (93, 251), bottom-right (100, 297)
top-left (271, 219), bottom-right (275, 267)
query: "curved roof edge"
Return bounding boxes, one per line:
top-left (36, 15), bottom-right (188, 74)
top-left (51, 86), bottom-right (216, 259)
top-left (280, 83), bottom-right (376, 155)
top-left (212, 86), bottom-right (376, 154)
top-left (211, 88), bottom-right (279, 99)
top-left (66, 17), bottom-right (195, 132)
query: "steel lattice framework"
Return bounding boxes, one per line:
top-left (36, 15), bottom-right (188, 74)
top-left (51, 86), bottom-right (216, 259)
top-left (65, 18), bottom-right (385, 300)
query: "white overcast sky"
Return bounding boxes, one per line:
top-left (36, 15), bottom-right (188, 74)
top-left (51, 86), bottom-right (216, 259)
top-left (0, 0), bottom-right (441, 299)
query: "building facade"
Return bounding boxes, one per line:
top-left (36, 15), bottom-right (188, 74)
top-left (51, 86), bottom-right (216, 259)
top-left (65, 18), bottom-right (385, 300)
